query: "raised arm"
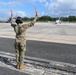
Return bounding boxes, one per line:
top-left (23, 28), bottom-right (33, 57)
top-left (10, 10), bottom-right (16, 28)
top-left (23, 7), bottom-right (38, 29)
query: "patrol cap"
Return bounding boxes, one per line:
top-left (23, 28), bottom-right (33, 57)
top-left (15, 16), bottom-right (23, 24)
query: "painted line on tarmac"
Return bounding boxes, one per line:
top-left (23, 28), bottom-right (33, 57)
top-left (0, 51), bottom-right (76, 73)
top-left (0, 51), bottom-right (44, 75)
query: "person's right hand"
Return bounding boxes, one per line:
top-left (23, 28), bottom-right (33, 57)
top-left (34, 7), bottom-right (38, 17)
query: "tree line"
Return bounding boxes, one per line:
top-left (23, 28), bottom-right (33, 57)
top-left (22, 15), bottom-right (76, 22)
top-left (7, 15), bottom-right (76, 22)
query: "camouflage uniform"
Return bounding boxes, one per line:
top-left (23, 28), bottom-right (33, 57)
top-left (11, 16), bottom-right (38, 64)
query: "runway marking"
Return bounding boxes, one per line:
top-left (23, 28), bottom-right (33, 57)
top-left (0, 51), bottom-right (75, 75)
top-left (0, 51), bottom-right (44, 75)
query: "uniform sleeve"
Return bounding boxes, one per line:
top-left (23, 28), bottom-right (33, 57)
top-left (11, 19), bottom-right (16, 28)
top-left (11, 23), bottom-right (16, 28)
top-left (23, 16), bottom-right (38, 29)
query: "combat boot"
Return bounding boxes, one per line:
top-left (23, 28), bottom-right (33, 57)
top-left (16, 63), bottom-right (20, 69)
top-left (19, 64), bottom-right (26, 69)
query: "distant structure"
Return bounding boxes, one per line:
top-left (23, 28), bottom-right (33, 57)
top-left (55, 18), bottom-right (61, 24)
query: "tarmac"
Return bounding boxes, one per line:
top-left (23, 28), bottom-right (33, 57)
top-left (0, 22), bottom-right (76, 44)
top-left (0, 22), bottom-right (76, 75)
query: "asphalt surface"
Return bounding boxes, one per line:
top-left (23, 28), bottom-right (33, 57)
top-left (0, 37), bottom-right (76, 65)
top-left (0, 66), bottom-right (29, 75)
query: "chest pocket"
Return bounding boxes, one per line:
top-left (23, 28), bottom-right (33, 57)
top-left (15, 26), bottom-right (22, 34)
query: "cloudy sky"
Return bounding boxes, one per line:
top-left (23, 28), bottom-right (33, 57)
top-left (0, 0), bottom-right (76, 20)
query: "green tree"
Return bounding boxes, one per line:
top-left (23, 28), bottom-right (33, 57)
top-left (68, 16), bottom-right (76, 22)
top-left (22, 17), bottom-right (30, 21)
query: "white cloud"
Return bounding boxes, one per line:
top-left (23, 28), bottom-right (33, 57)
top-left (16, 11), bottom-right (27, 17)
top-left (1, 0), bottom-right (76, 17)
top-left (0, 1), bottom-right (21, 6)
top-left (41, 12), bottom-right (45, 16)
top-left (45, 2), bottom-right (49, 7)
top-left (38, 0), bottom-right (46, 3)
top-left (45, 0), bottom-right (76, 17)
top-left (0, 10), bottom-right (27, 20)
top-left (9, 10), bottom-right (27, 17)
top-left (18, 0), bottom-right (46, 3)
top-left (0, 9), bottom-right (10, 20)
top-left (39, 12), bottom-right (47, 17)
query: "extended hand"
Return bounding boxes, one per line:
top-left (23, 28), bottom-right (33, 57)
top-left (10, 10), bottom-right (13, 19)
top-left (34, 6), bottom-right (38, 17)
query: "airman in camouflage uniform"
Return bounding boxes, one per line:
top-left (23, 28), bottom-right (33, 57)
top-left (11, 12), bottom-right (38, 69)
